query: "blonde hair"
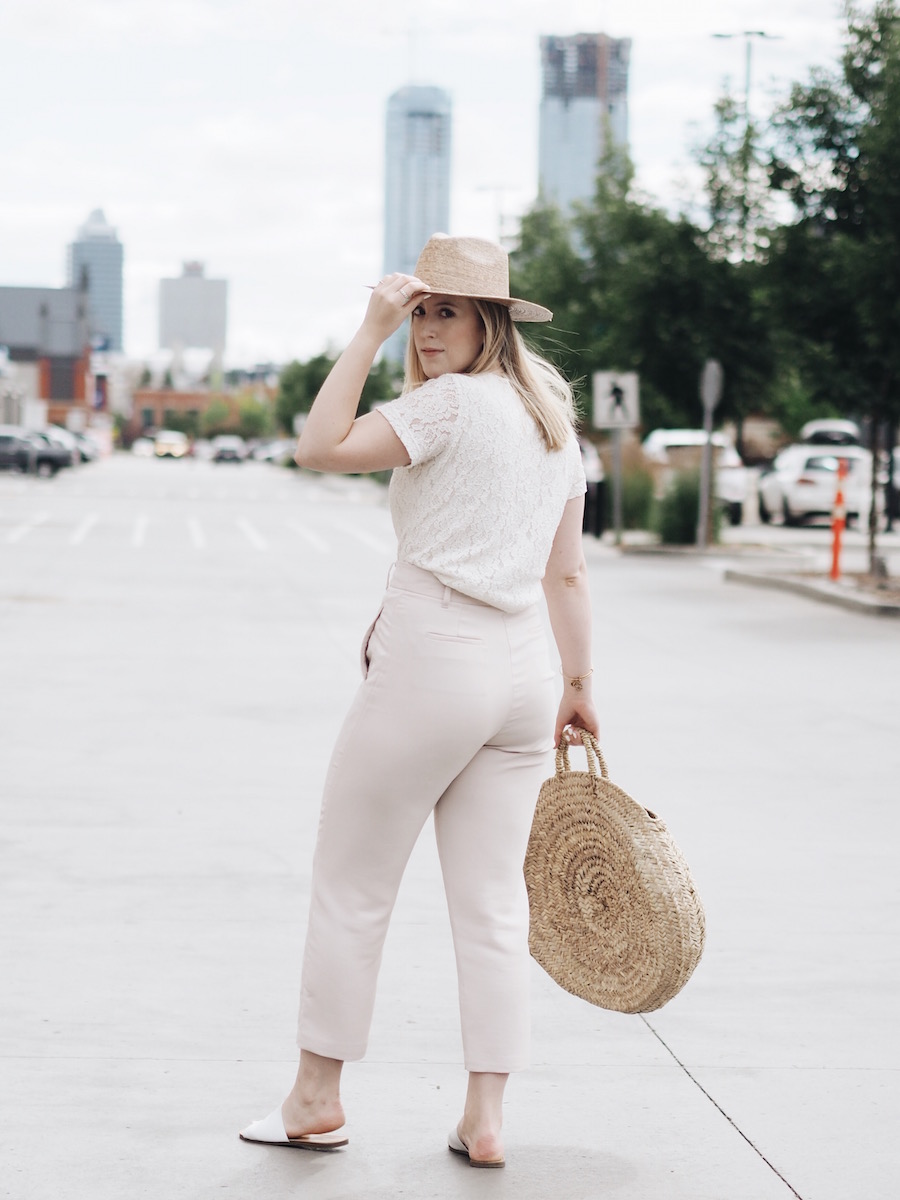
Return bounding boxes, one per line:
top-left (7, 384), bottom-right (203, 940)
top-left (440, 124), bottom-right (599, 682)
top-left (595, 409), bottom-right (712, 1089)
top-left (402, 300), bottom-right (576, 451)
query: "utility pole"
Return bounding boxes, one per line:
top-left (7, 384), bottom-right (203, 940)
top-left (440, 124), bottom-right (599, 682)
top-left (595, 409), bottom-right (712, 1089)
top-left (712, 30), bottom-right (782, 260)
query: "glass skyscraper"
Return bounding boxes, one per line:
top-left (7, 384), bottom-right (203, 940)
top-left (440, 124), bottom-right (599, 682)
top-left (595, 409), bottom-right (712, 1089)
top-left (67, 209), bottom-right (124, 352)
top-left (383, 85), bottom-right (452, 362)
top-left (538, 33), bottom-right (631, 213)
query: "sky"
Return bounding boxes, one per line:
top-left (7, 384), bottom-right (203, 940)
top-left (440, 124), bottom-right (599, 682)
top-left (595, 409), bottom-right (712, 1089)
top-left (1, 0), bottom-right (849, 367)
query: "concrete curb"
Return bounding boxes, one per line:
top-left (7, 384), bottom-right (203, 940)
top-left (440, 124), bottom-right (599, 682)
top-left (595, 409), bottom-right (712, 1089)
top-left (724, 568), bottom-right (900, 617)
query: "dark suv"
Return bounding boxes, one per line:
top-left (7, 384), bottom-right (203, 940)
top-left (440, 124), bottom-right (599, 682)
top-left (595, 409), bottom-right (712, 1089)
top-left (0, 426), bottom-right (72, 476)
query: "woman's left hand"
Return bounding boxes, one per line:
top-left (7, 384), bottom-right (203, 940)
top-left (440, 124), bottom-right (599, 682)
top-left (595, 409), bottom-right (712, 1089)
top-left (363, 273), bottom-right (430, 342)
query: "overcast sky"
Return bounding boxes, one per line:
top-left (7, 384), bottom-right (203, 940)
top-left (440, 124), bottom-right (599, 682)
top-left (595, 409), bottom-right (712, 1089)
top-left (2, 0), bottom-right (848, 366)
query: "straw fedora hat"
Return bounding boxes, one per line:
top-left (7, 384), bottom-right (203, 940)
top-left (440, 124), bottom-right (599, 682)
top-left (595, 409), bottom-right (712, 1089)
top-left (413, 233), bottom-right (552, 323)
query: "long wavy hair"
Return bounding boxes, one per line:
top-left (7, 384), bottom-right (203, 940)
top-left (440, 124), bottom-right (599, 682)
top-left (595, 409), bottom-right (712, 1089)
top-left (402, 300), bottom-right (576, 452)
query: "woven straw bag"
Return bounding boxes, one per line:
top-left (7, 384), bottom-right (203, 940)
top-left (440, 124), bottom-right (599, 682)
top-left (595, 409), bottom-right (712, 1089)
top-left (524, 733), bottom-right (706, 1013)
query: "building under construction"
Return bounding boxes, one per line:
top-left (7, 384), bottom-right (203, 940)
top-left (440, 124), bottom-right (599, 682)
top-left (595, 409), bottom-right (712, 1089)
top-left (538, 32), bottom-right (632, 212)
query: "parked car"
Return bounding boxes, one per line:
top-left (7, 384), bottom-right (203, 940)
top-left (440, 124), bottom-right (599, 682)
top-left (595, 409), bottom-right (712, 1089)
top-left (757, 444), bottom-right (872, 525)
top-left (642, 429), bottom-right (749, 525)
top-left (154, 430), bottom-right (190, 459)
top-left (23, 431), bottom-right (73, 475)
top-left (250, 438), bottom-right (296, 464)
top-left (799, 418), bottom-right (862, 446)
top-left (0, 430), bottom-right (37, 473)
top-left (72, 431), bottom-right (101, 461)
top-left (131, 437), bottom-right (155, 457)
top-left (44, 424), bottom-right (83, 464)
top-left (211, 434), bottom-right (247, 463)
top-left (0, 425), bottom-right (73, 475)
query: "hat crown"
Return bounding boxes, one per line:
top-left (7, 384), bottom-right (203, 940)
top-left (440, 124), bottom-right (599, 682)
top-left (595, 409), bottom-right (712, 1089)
top-left (414, 234), bottom-right (510, 299)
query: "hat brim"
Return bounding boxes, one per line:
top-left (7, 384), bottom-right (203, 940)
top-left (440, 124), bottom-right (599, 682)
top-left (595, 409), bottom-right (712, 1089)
top-left (418, 287), bottom-right (552, 323)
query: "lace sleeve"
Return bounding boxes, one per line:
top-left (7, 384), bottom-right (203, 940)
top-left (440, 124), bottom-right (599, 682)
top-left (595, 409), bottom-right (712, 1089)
top-left (378, 375), bottom-right (461, 465)
top-left (568, 435), bottom-right (587, 499)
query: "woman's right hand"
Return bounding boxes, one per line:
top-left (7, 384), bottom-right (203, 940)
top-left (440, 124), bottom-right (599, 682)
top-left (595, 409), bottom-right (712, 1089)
top-left (363, 273), bottom-right (430, 342)
top-left (554, 694), bottom-right (600, 749)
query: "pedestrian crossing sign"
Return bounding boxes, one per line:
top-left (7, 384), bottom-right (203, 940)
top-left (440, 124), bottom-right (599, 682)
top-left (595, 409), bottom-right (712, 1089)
top-left (592, 372), bottom-right (640, 430)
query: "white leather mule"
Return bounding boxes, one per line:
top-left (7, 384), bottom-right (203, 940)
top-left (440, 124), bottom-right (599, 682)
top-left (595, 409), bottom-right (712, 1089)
top-left (240, 1107), bottom-right (348, 1151)
top-left (447, 1126), bottom-right (505, 1168)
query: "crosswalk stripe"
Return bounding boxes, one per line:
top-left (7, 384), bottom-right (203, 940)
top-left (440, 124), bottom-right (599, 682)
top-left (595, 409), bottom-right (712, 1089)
top-left (285, 520), bottom-right (330, 553)
top-left (237, 517), bottom-right (267, 550)
top-left (132, 514), bottom-right (149, 548)
top-left (69, 514), bottom-right (99, 545)
top-left (5, 512), bottom-right (49, 544)
top-left (330, 518), bottom-right (394, 555)
top-left (187, 517), bottom-right (206, 549)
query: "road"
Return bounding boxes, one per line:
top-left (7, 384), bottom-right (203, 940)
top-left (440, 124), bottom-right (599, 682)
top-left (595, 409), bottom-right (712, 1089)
top-left (1, 453), bottom-right (898, 1200)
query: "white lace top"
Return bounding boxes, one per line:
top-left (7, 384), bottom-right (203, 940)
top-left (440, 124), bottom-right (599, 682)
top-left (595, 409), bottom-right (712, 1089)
top-left (378, 373), bottom-right (585, 613)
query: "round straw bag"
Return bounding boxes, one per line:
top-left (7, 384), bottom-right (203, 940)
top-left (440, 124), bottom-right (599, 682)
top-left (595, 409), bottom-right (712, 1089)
top-left (524, 733), bottom-right (706, 1013)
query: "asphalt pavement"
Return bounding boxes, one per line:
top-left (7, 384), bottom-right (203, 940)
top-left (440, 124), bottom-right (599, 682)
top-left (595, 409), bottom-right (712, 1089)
top-left (1, 454), bottom-right (898, 1200)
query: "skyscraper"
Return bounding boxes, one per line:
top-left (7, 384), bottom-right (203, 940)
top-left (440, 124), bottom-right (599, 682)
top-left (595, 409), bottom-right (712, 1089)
top-left (383, 85), bottom-right (452, 362)
top-left (538, 33), bottom-right (632, 213)
top-left (67, 209), bottom-right (124, 352)
top-left (159, 262), bottom-right (228, 354)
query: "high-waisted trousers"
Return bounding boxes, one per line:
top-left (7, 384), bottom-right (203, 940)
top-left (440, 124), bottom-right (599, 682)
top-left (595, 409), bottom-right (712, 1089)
top-left (297, 562), bottom-right (556, 1073)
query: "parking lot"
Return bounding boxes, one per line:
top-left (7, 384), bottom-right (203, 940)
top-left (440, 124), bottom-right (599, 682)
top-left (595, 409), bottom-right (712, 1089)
top-left (1, 452), bottom-right (898, 1200)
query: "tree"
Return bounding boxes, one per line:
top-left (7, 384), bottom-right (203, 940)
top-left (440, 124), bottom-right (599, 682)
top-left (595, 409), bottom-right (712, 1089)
top-left (509, 149), bottom-right (776, 436)
top-left (236, 395), bottom-right (275, 440)
top-left (275, 354), bottom-right (336, 433)
top-left (275, 352), bottom-right (400, 434)
top-left (768, 0), bottom-right (900, 561)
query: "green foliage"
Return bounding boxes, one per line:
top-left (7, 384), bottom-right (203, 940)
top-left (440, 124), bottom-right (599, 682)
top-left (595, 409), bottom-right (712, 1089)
top-left (161, 410), bottom-right (200, 438)
top-left (236, 395), bottom-right (275, 440)
top-left (607, 467), bottom-right (655, 530)
top-left (275, 353), bottom-right (336, 432)
top-left (654, 471), bottom-right (721, 545)
top-left (200, 398), bottom-right (233, 437)
top-left (510, 154), bottom-right (776, 433)
top-left (768, 0), bottom-right (900, 426)
top-left (275, 353), bottom-right (398, 434)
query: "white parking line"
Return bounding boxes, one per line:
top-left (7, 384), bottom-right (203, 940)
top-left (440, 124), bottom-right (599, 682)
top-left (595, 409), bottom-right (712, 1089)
top-left (330, 518), bottom-right (394, 555)
top-left (237, 517), bottom-right (267, 550)
top-left (6, 512), bottom-right (49, 544)
top-left (69, 514), bottom-right (99, 545)
top-left (132, 514), bottom-right (149, 548)
top-left (187, 517), bottom-right (206, 549)
top-left (285, 520), bottom-right (330, 554)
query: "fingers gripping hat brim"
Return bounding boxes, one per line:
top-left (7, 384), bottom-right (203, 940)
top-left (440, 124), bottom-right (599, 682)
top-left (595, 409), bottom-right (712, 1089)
top-left (413, 234), bottom-right (553, 323)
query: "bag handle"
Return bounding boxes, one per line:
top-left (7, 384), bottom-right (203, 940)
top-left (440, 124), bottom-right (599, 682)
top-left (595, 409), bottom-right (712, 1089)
top-left (555, 730), bottom-right (609, 779)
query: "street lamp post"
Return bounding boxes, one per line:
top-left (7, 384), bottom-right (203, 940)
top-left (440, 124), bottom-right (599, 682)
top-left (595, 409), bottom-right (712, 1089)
top-left (711, 30), bottom-right (782, 260)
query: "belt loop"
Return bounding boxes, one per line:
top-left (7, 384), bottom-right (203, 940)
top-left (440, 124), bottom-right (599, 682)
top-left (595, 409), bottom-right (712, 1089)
top-left (441, 584), bottom-right (452, 608)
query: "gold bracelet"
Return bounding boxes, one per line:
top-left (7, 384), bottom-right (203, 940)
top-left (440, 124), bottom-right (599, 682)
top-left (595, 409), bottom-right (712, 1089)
top-left (562, 668), bottom-right (593, 692)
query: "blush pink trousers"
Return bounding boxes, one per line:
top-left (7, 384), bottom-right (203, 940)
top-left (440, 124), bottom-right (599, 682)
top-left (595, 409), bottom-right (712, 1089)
top-left (296, 562), bottom-right (556, 1072)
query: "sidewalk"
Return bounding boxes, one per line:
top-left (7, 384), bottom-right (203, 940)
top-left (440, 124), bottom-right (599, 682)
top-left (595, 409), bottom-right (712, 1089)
top-left (1, 463), bottom-right (898, 1199)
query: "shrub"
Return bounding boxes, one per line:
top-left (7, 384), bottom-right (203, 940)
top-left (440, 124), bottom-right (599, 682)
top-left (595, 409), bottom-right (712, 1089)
top-left (654, 470), bottom-right (721, 545)
top-left (621, 468), bottom-right (655, 529)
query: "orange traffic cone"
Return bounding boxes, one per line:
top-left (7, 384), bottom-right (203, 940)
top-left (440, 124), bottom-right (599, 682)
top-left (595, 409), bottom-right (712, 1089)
top-left (830, 458), bottom-right (848, 581)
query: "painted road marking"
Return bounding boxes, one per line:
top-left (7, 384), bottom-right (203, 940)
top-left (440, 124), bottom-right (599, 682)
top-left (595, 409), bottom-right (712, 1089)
top-left (237, 517), bottom-right (267, 550)
top-left (187, 517), bottom-right (206, 549)
top-left (131, 514), bottom-right (149, 548)
top-left (285, 520), bottom-right (330, 553)
top-left (68, 514), bottom-right (99, 545)
top-left (6, 513), bottom-right (49, 544)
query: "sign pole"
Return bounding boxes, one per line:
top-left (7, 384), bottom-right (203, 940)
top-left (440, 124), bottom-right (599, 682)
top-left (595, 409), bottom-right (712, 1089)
top-left (591, 373), bottom-right (641, 549)
top-left (697, 360), bottom-right (723, 549)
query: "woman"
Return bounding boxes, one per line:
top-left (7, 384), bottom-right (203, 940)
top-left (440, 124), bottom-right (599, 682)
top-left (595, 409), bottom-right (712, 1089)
top-left (240, 234), bottom-right (599, 1167)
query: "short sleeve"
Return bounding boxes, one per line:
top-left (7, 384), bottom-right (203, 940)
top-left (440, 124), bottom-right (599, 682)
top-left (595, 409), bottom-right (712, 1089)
top-left (378, 375), bottom-right (461, 466)
top-left (567, 436), bottom-right (587, 500)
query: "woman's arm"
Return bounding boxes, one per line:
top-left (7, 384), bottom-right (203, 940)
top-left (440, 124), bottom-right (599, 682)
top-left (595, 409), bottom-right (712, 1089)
top-left (542, 494), bottom-right (600, 747)
top-left (295, 274), bottom-right (427, 474)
